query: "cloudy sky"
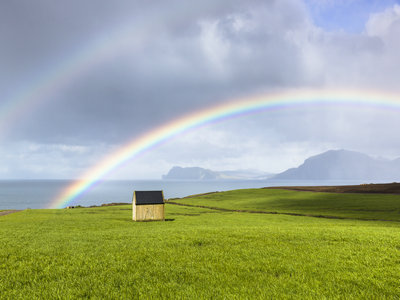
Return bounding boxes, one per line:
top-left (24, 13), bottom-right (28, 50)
top-left (1, 0), bottom-right (400, 179)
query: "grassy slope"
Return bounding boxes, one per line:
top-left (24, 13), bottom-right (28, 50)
top-left (0, 200), bottom-right (400, 299)
top-left (175, 188), bottom-right (400, 221)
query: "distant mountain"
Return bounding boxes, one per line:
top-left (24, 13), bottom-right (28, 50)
top-left (162, 166), bottom-right (218, 180)
top-left (273, 149), bottom-right (400, 181)
top-left (162, 166), bottom-right (274, 180)
top-left (217, 169), bottom-right (274, 180)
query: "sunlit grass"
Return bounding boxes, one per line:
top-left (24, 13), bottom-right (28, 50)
top-left (0, 191), bottom-right (399, 298)
top-left (176, 188), bottom-right (400, 221)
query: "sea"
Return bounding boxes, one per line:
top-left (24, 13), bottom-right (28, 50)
top-left (0, 179), bottom-right (373, 210)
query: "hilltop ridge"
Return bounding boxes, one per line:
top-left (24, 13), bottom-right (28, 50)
top-left (273, 149), bottom-right (400, 181)
top-left (162, 166), bottom-right (273, 180)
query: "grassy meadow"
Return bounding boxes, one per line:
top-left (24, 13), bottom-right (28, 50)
top-left (176, 188), bottom-right (400, 221)
top-left (0, 189), bottom-right (400, 299)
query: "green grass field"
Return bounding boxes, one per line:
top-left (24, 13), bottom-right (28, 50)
top-left (1, 189), bottom-right (400, 299)
top-left (175, 188), bottom-right (400, 221)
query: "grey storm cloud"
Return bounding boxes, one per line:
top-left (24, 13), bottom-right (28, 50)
top-left (1, 0), bottom-right (400, 178)
top-left (1, 0), bottom-right (315, 143)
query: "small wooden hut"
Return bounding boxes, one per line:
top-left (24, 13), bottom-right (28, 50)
top-left (132, 190), bottom-right (165, 221)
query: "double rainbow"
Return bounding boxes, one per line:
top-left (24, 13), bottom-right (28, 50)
top-left (48, 88), bottom-right (400, 209)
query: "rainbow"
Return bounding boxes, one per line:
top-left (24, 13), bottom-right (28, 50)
top-left (49, 88), bottom-right (400, 209)
top-left (0, 19), bottom-right (151, 136)
top-left (0, 9), bottom-right (214, 133)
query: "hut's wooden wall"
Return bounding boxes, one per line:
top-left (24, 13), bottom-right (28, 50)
top-left (133, 204), bottom-right (164, 221)
top-left (132, 202), bottom-right (136, 220)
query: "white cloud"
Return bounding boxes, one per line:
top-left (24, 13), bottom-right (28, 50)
top-left (1, 0), bottom-right (400, 179)
top-left (365, 4), bottom-right (400, 36)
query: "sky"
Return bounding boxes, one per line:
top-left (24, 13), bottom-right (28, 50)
top-left (1, 0), bottom-right (400, 179)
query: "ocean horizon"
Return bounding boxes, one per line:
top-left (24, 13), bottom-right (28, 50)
top-left (0, 179), bottom-right (378, 210)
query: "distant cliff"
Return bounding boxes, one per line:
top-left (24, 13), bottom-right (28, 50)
top-left (162, 166), bottom-right (218, 180)
top-left (273, 149), bottom-right (400, 181)
top-left (162, 166), bottom-right (273, 180)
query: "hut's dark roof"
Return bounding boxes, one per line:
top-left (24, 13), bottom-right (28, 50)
top-left (134, 191), bottom-right (164, 205)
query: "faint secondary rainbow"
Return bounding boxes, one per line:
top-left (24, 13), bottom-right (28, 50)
top-left (0, 14), bottom-right (175, 137)
top-left (0, 23), bottom-right (138, 136)
top-left (49, 88), bottom-right (400, 208)
top-left (0, 8), bottom-right (217, 135)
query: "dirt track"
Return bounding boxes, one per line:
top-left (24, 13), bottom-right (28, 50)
top-left (0, 210), bottom-right (22, 217)
top-left (167, 201), bottom-right (399, 223)
top-left (266, 182), bottom-right (400, 194)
